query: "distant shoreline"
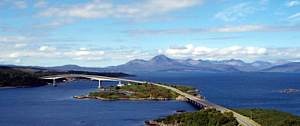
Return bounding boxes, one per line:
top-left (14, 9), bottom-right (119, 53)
top-left (74, 95), bottom-right (187, 101)
top-left (0, 86), bottom-right (17, 89)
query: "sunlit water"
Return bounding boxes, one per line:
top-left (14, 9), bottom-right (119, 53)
top-left (0, 72), bottom-right (300, 126)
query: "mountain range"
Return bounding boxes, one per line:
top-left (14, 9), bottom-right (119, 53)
top-left (38, 55), bottom-right (300, 74)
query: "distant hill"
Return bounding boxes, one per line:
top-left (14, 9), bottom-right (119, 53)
top-left (0, 66), bottom-right (131, 87)
top-left (103, 55), bottom-right (273, 73)
top-left (213, 59), bottom-right (273, 71)
top-left (39, 55), bottom-right (278, 73)
top-left (0, 66), bottom-right (47, 87)
top-left (46, 64), bottom-right (103, 72)
top-left (262, 62), bottom-right (300, 73)
top-left (5, 55), bottom-right (300, 74)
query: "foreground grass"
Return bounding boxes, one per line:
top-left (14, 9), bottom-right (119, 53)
top-left (152, 109), bottom-right (238, 126)
top-left (235, 108), bottom-right (300, 126)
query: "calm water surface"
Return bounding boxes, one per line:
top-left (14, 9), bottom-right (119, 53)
top-left (133, 72), bottom-right (300, 115)
top-left (0, 72), bottom-right (300, 126)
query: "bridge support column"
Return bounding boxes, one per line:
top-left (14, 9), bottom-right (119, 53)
top-left (52, 79), bottom-right (56, 86)
top-left (98, 80), bottom-right (102, 89)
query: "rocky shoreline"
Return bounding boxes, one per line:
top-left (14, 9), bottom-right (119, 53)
top-left (74, 95), bottom-right (188, 101)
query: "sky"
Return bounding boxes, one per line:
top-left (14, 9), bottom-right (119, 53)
top-left (0, 0), bottom-right (300, 67)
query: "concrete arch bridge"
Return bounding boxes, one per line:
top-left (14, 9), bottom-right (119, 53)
top-left (40, 74), bottom-right (145, 88)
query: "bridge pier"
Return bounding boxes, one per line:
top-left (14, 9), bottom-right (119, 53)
top-left (186, 98), bottom-right (204, 109)
top-left (98, 80), bottom-right (102, 89)
top-left (52, 79), bottom-right (56, 87)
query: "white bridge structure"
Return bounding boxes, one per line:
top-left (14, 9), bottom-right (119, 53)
top-left (40, 74), bottom-right (145, 88)
top-left (40, 74), bottom-right (261, 126)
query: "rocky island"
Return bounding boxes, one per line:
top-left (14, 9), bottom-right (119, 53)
top-left (75, 83), bottom-right (200, 101)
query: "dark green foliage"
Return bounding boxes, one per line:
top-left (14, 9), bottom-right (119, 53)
top-left (0, 66), bottom-right (132, 87)
top-left (0, 67), bottom-right (46, 87)
top-left (89, 83), bottom-right (180, 99)
top-left (235, 108), bottom-right (300, 126)
top-left (155, 109), bottom-right (239, 126)
top-left (159, 83), bottom-right (198, 95)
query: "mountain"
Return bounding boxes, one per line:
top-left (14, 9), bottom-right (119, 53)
top-left (214, 59), bottom-right (273, 71)
top-left (15, 55), bottom-right (300, 74)
top-left (104, 55), bottom-right (241, 73)
top-left (4, 55), bottom-right (300, 73)
top-left (44, 55), bottom-right (277, 73)
top-left (262, 62), bottom-right (300, 73)
top-left (46, 64), bottom-right (104, 72)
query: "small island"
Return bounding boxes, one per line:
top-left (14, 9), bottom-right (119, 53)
top-left (75, 83), bottom-right (200, 101)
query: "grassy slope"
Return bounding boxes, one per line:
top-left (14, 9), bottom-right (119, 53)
top-left (235, 109), bottom-right (300, 126)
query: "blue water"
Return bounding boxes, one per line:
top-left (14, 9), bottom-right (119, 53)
top-left (133, 72), bottom-right (300, 115)
top-left (0, 73), bottom-right (300, 126)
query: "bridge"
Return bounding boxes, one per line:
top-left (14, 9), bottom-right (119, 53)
top-left (41, 74), bottom-right (146, 88)
top-left (41, 74), bottom-right (261, 126)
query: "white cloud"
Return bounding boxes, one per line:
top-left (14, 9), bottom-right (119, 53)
top-left (64, 48), bottom-right (105, 61)
top-left (163, 44), bottom-right (268, 60)
top-left (288, 12), bottom-right (300, 21)
top-left (214, 2), bottom-right (261, 22)
top-left (39, 0), bottom-right (202, 24)
top-left (34, 0), bottom-right (47, 8)
top-left (0, 0), bottom-right (27, 9)
top-left (14, 43), bottom-right (27, 48)
top-left (0, 36), bottom-right (31, 43)
top-left (126, 24), bottom-right (300, 35)
top-left (13, 0), bottom-right (27, 9)
top-left (162, 45), bottom-right (300, 62)
top-left (39, 46), bottom-right (56, 52)
top-left (211, 25), bottom-right (265, 32)
top-left (286, 0), bottom-right (300, 7)
top-left (8, 52), bottom-right (21, 58)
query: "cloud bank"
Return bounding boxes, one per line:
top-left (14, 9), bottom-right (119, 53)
top-left (161, 44), bottom-right (300, 62)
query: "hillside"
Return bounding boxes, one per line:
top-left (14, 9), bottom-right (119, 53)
top-left (150, 109), bottom-right (238, 126)
top-left (262, 62), bottom-right (300, 73)
top-left (24, 55), bottom-right (279, 74)
top-left (105, 55), bottom-right (242, 73)
top-left (0, 66), bottom-right (132, 87)
top-left (0, 66), bottom-right (46, 87)
top-left (235, 109), bottom-right (300, 126)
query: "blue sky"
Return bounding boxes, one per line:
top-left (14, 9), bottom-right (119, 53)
top-left (0, 0), bottom-right (300, 67)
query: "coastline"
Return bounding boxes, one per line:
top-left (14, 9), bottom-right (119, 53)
top-left (0, 86), bottom-right (18, 89)
top-left (73, 95), bottom-right (188, 101)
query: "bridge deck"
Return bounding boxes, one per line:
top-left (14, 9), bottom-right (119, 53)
top-left (41, 74), bottom-right (261, 126)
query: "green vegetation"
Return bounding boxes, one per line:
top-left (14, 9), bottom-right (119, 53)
top-left (0, 66), bottom-right (46, 87)
top-left (235, 108), bottom-right (300, 126)
top-left (168, 84), bottom-right (198, 96)
top-left (0, 66), bottom-right (132, 87)
top-left (153, 109), bottom-right (238, 126)
top-left (88, 83), bottom-right (181, 100)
